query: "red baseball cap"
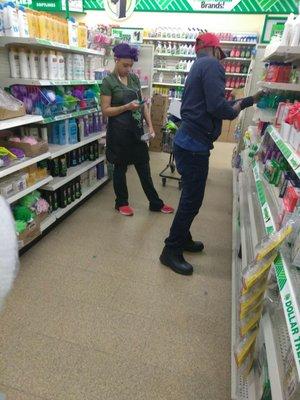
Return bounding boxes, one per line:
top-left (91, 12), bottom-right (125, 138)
top-left (195, 32), bottom-right (226, 59)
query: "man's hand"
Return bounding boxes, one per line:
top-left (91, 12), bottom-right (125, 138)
top-left (252, 90), bottom-right (264, 104)
top-left (125, 101), bottom-right (141, 111)
top-left (233, 101), bottom-right (242, 114)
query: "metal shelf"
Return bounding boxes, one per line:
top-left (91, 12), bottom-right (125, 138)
top-left (48, 132), bottom-right (106, 159)
top-left (251, 159), bottom-right (300, 379)
top-left (0, 114), bottom-right (43, 130)
top-left (53, 176), bottom-right (108, 218)
top-left (39, 107), bottom-right (99, 124)
top-left (2, 78), bottom-right (102, 87)
top-left (145, 37), bottom-right (257, 46)
top-left (153, 82), bottom-right (185, 87)
top-left (0, 152), bottom-right (51, 179)
top-left (43, 156), bottom-right (105, 191)
top-left (155, 53), bottom-right (195, 59)
top-left (263, 45), bottom-right (300, 63)
top-left (6, 176), bottom-right (53, 204)
top-left (258, 81), bottom-right (300, 92)
top-left (154, 67), bottom-right (188, 73)
top-left (267, 125), bottom-right (300, 179)
top-left (0, 37), bottom-right (105, 56)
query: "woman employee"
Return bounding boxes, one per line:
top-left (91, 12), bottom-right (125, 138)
top-left (101, 43), bottom-right (174, 216)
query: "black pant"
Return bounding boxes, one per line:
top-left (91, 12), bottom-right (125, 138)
top-left (113, 162), bottom-right (164, 211)
top-left (165, 144), bottom-right (209, 252)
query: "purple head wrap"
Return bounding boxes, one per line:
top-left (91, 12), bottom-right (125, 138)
top-left (113, 43), bottom-right (139, 62)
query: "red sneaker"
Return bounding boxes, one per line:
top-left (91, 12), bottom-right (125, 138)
top-left (118, 205), bottom-right (134, 216)
top-left (161, 204), bottom-right (174, 214)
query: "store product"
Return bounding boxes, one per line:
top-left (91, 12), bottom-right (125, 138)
top-left (4, 2), bottom-right (19, 37)
top-left (18, 5), bottom-right (29, 38)
top-left (19, 47), bottom-right (30, 79)
top-left (29, 50), bottom-right (39, 80)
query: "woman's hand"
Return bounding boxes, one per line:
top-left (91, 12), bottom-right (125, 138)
top-left (149, 128), bottom-right (156, 139)
top-left (126, 101), bottom-right (141, 111)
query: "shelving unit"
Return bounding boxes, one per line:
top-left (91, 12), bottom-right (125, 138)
top-left (151, 32), bottom-right (256, 98)
top-left (0, 34), bottom-right (111, 250)
top-left (258, 81), bottom-right (300, 92)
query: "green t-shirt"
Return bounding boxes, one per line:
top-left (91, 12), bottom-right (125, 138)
top-left (101, 73), bottom-right (143, 128)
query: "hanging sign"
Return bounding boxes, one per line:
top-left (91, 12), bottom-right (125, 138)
top-left (31, 0), bottom-right (62, 11)
top-left (61, 0), bottom-right (84, 12)
top-left (103, 0), bottom-right (136, 20)
top-left (111, 27), bottom-right (143, 43)
top-left (84, 0), bottom-right (298, 14)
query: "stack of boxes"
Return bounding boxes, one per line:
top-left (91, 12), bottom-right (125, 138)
top-left (149, 94), bottom-right (169, 152)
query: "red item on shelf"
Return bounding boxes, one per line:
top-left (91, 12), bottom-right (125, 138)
top-left (230, 62), bottom-right (236, 73)
top-left (235, 62), bottom-right (241, 73)
top-left (283, 186), bottom-right (300, 213)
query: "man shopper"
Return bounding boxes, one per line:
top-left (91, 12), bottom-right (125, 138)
top-left (160, 32), bottom-right (261, 275)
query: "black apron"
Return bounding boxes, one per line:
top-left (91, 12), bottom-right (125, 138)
top-left (106, 82), bottom-right (149, 166)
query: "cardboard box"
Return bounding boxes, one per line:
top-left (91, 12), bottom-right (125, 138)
top-left (0, 138), bottom-right (49, 157)
top-left (151, 105), bottom-right (168, 126)
top-left (152, 124), bottom-right (164, 138)
top-left (18, 219), bottom-right (41, 249)
top-left (0, 104), bottom-right (26, 121)
top-left (149, 138), bottom-right (162, 152)
top-left (152, 93), bottom-right (169, 108)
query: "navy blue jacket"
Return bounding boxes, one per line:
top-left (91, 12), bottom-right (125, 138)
top-left (180, 53), bottom-right (253, 149)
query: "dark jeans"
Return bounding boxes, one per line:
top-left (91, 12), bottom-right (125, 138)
top-left (165, 144), bottom-right (210, 252)
top-left (113, 162), bottom-right (164, 211)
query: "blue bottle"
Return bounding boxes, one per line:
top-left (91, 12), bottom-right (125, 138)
top-left (58, 121), bottom-right (67, 145)
top-left (68, 118), bottom-right (78, 144)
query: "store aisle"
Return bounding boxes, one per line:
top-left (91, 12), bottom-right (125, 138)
top-left (0, 142), bottom-right (234, 400)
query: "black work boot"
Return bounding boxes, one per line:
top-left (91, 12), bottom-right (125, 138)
top-left (160, 246), bottom-right (193, 275)
top-left (183, 239), bottom-right (204, 253)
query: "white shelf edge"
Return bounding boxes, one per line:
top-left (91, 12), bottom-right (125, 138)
top-left (153, 82), bottom-right (184, 87)
top-left (39, 107), bottom-right (100, 124)
top-left (2, 78), bottom-right (102, 87)
top-left (7, 176), bottom-right (53, 204)
top-left (141, 85), bottom-right (149, 89)
top-left (262, 313), bottom-right (285, 400)
top-left (0, 37), bottom-right (106, 56)
top-left (40, 214), bottom-right (56, 232)
top-left (0, 152), bottom-right (51, 179)
top-left (43, 156), bottom-right (105, 191)
top-left (53, 176), bottom-right (108, 218)
top-left (145, 37), bottom-right (257, 45)
top-left (258, 81), bottom-right (300, 92)
top-left (0, 114), bottom-right (44, 130)
top-left (48, 131), bottom-right (106, 159)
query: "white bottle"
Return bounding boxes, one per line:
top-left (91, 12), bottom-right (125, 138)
top-left (176, 74), bottom-right (181, 84)
top-left (281, 13), bottom-right (295, 46)
top-left (48, 51), bottom-right (58, 80)
top-left (156, 41), bottom-right (162, 54)
top-left (291, 15), bottom-right (300, 46)
top-left (5, 2), bottom-right (19, 37)
top-left (0, 4), bottom-right (4, 36)
top-left (159, 72), bottom-right (164, 83)
top-left (80, 55), bottom-right (85, 79)
top-left (57, 52), bottom-right (65, 80)
top-left (65, 53), bottom-right (73, 80)
top-left (68, 17), bottom-right (78, 47)
top-left (182, 60), bottom-right (187, 71)
top-left (40, 50), bottom-right (49, 80)
top-left (18, 5), bottom-right (29, 38)
top-left (19, 47), bottom-right (30, 79)
top-left (8, 47), bottom-right (20, 78)
top-left (29, 50), bottom-right (39, 79)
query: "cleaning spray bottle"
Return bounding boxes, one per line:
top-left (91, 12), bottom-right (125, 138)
top-left (291, 15), bottom-right (300, 47)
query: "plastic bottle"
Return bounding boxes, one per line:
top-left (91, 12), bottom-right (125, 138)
top-left (166, 42), bottom-right (172, 54)
top-left (19, 47), bottom-right (30, 79)
top-left (245, 47), bottom-right (251, 58)
top-left (57, 52), bottom-right (65, 80)
top-left (281, 13), bottom-right (295, 46)
top-left (29, 50), bottom-right (39, 79)
top-left (8, 47), bottom-right (20, 78)
top-left (48, 51), bottom-right (58, 80)
top-left (68, 118), bottom-right (78, 144)
top-left (38, 12), bottom-right (47, 39)
top-left (235, 62), bottom-right (241, 74)
top-left (40, 50), bottom-right (48, 79)
top-left (230, 62), bottom-right (236, 73)
top-left (291, 15), bottom-right (300, 46)
top-left (156, 41), bottom-right (162, 54)
top-left (158, 72), bottom-right (164, 83)
top-left (5, 2), bottom-right (19, 37)
top-left (65, 53), bottom-right (73, 80)
top-left (68, 17), bottom-right (78, 46)
top-left (0, 4), bottom-right (4, 36)
top-left (18, 5), bottom-right (29, 38)
top-left (230, 46), bottom-right (236, 58)
top-left (78, 22), bottom-right (87, 48)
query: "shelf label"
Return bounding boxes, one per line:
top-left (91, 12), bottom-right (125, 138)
top-left (283, 288), bottom-right (300, 372)
top-left (32, 0), bottom-right (62, 11)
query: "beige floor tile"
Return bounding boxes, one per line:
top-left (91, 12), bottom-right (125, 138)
top-left (0, 143), bottom-right (234, 400)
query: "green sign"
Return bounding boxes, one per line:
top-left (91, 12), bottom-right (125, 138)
top-left (31, 0), bottom-right (62, 11)
top-left (84, 0), bottom-right (298, 13)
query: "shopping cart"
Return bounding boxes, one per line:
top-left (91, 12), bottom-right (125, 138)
top-left (159, 121), bottom-right (182, 190)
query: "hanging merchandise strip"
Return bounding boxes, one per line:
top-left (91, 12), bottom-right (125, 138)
top-left (251, 159), bottom-right (300, 377)
top-left (83, 0), bottom-right (297, 13)
top-left (267, 125), bottom-right (300, 179)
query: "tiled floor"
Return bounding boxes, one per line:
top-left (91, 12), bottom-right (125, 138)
top-left (0, 142), bottom-right (234, 400)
